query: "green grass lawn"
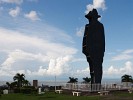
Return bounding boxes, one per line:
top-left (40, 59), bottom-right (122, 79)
top-left (0, 91), bottom-right (133, 100)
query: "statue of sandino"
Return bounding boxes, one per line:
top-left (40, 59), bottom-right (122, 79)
top-left (82, 9), bottom-right (105, 85)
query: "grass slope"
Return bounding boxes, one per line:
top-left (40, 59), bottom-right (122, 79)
top-left (0, 91), bottom-right (133, 100)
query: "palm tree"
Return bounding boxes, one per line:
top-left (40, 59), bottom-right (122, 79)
top-left (82, 77), bottom-right (91, 83)
top-left (13, 73), bottom-right (25, 88)
top-left (67, 77), bottom-right (78, 90)
top-left (68, 77), bottom-right (78, 83)
top-left (121, 74), bottom-right (133, 82)
top-left (6, 82), bottom-right (11, 90)
top-left (6, 81), bottom-right (18, 91)
top-left (23, 79), bottom-right (31, 86)
top-left (10, 81), bottom-right (18, 88)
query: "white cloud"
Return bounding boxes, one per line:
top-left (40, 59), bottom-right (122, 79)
top-left (104, 61), bottom-right (133, 76)
top-left (0, 27), bottom-right (77, 77)
top-left (71, 61), bottom-right (133, 79)
top-left (67, 67), bottom-right (90, 78)
top-left (24, 11), bottom-right (40, 21)
top-left (28, 56), bottom-right (72, 76)
top-left (105, 66), bottom-right (118, 75)
top-left (76, 67), bottom-right (90, 75)
top-left (122, 49), bottom-right (133, 54)
top-left (76, 27), bottom-right (84, 37)
top-left (1, 56), bottom-right (72, 77)
top-left (112, 54), bottom-right (132, 61)
top-left (112, 49), bottom-right (133, 61)
top-left (85, 0), bottom-right (106, 14)
top-left (72, 58), bottom-right (86, 62)
top-left (0, 0), bottom-right (23, 4)
top-left (9, 6), bottom-right (20, 17)
top-left (1, 49), bottom-right (49, 69)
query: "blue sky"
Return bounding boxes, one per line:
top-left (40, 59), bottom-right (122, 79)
top-left (0, 0), bottom-right (133, 82)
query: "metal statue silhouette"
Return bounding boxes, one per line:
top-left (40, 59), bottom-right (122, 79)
top-left (82, 9), bottom-right (105, 85)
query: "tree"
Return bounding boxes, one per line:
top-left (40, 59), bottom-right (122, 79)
top-left (6, 82), bottom-right (11, 90)
top-left (11, 81), bottom-right (18, 88)
top-left (23, 79), bottom-right (31, 86)
top-left (82, 77), bottom-right (91, 83)
top-left (13, 73), bottom-right (25, 88)
top-left (6, 81), bottom-right (17, 90)
top-left (68, 77), bottom-right (78, 83)
top-left (121, 74), bottom-right (133, 82)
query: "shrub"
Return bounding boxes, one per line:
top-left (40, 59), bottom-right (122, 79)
top-left (20, 86), bottom-right (37, 94)
top-left (21, 88), bottom-right (31, 94)
top-left (0, 89), bottom-right (2, 94)
top-left (13, 87), bottom-right (20, 93)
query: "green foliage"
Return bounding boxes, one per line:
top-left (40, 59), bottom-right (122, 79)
top-left (121, 74), bottom-right (133, 82)
top-left (6, 73), bottom-right (31, 91)
top-left (68, 77), bottom-right (78, 83)
top-left (23, 86), bottom-right (35, 89)
top-left (23, 80), bottom-right (31, 86)
top-left (13, 73), bottom-right (25, 88)
top-left (82, 77), bottom-right (91, 83)
top-left (6, 81), bottom-right (17, 89)
top-left (13, 86), bottom-right (37, 94)
top-left (13, 87), bottom-right (20, 93)
top-left (20, 86), bottom-right (37, 94)
top-left (0, 89), bottom-right (2, 94)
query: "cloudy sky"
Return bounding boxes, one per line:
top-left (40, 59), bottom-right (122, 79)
top-left (0, 0), bottom-right (133, 82)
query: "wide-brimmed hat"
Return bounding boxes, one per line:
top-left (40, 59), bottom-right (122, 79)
top-left (85, 9), bottom-right (101, 19)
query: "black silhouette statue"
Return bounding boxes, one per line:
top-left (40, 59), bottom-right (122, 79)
top-left (82, 9), bottom-right (105, 85)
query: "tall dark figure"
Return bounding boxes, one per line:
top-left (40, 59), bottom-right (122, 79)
top-left (82, 9), bottom-right (105, 85)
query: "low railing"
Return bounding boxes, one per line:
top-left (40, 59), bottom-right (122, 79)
top-left (40, 82), bottom-right (133, 92)
top-left (62, 83), bottom-right (102, 92)
top-left (61, 83), bottom-right (132, 92)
